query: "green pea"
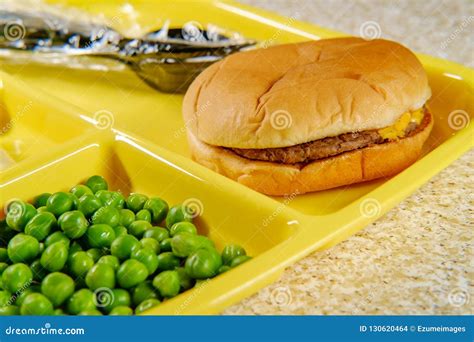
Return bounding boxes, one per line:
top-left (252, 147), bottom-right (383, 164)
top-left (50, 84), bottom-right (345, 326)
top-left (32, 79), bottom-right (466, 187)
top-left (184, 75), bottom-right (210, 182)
top-left (135, 209), bottom-right (152, 223)
top-left (0, 262), bottom-right (8, 275)
top-left (41, 272), bottom-right (75, 307)
top-left (101, 288), bottom-right (131, 313)
top-left (53, 308), bottom-right (66, 315)
top-left (156, 252), bottom-right (180, 272)
top-left (125, 193), bottom-right (148, 213)
top-left (111, 235), bottom-right (140, 260)
top-left (131, 248), bottom-right (158, 274)
top-left (85, 264), bottom-right (115, 290)
top-left (109, 306), bottom-right (133, 315)
top-left (144, 198), bottom-right (169, 224)
top-left (143, 227), bottom-right (169, 242)
top-left (7, 233), bottom-right (40, 263)
top-left (6, 201), bottom-right (37, 231)
top-left (20, 293), bottom-right (53, 315)
top-left (33, 193), bottom-right (51, 208)
top-left (68, 251), bottom-right (94, 278)
top-left (97, 255), bottom-right (120, 271)
top-left (0, 305), bottom-right (20, 315)
top-left (58, 210), bottom-right (88, 239)
top-left (0, 290), bottom-right (12, 307)
top-left (128, 220), bottom-right (152, 238)
top-left (0, 248), bottom-right (8, 262)
top-left (135, 298), bottom-right (160, 314)
top-left (85, 175), bottom-right (108, 193)
top-left (78, 308), bottom-right (102, 315)
top-left (218, 265), bottom-right (231, 274)
top-left (132, 281), bottom-right (158, 306)
top-left (95, 190), bottom-right (112, 204)
top-left (77, 194), bottom-right (102, 217)
top-left (119, 209), bottom-right (135, 228)
top-left (46, 192), bottom-right (73, 217)
top-left (92, 206), bottom-right (120, 227)
top-left (30, 259), bottom-right (48, 281)
top-left (68, 193), bottom-right (79, 210)
top-left (170, 222), bottom-right (197, 236)
top-left (140, 238), bottom-right (160, 254)
top-left (99, 191), bottom-right (125, 208)
top-left (171, 233), bottom-right (214, 258)
top-left (230, 255), bottom-right (252, 268)
top-left (44, 231), bottom-right (70, 248)
top-left (69, 241), bottom-right (83, 255)
top-left (185, 248), bottom-right (222, 279)
top-left (176, 267), bottom-right (194, 291)
top-left (86, 248), bottom-right (103, 263)
top-left (15, 285), bottom-right (40, 307)
top-left (165, 204), bottom-right (193, 229)
top-left (86, 224), bottom-right (116, 248)
top-left (117, 260), bottom-right (148, 289)
top-left (67, 289), bottom-right (95, 315)
top-left (70, 185), bottom-right (93, 198)
top-left (222, 244), bottom-right (247, 265)
top-left (0, 221), bottom-right (16, 246)
top-left (153, 270), bottom-right (180, 298)
top-left (24, 212), bottom-right (56, 241)
top-left (160, 238), bottom-right (172, 252)
top-left (114, 226), bottom-right (127, 237)
top-left (41, 242), bottom-right (68, 272)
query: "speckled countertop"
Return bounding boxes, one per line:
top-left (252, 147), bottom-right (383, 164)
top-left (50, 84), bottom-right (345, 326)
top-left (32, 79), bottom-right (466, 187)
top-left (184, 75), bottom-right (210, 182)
top-left (225, 0), bottom-right (473, 315)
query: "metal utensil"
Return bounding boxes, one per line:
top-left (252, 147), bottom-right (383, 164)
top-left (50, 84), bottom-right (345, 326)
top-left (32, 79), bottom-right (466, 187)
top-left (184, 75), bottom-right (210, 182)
top-left (0, 9), bottom-right (255, 93)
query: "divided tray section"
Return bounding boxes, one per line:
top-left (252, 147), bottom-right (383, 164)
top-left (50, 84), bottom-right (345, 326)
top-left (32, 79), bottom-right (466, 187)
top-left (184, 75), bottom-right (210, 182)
top-left (0, 72), bottom-right (96, 173)
top-left (0, 131), bottom-right (308, 314)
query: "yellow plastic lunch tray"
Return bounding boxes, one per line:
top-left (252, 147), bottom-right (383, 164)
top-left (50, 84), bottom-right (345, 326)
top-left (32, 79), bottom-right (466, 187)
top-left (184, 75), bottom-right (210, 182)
top-left (1, 0), bottom-right (473, 314)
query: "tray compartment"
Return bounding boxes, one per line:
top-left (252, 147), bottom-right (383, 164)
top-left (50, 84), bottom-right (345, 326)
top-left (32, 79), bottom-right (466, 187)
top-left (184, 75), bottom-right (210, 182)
top-left (0, 72), bottom-right (94, 171)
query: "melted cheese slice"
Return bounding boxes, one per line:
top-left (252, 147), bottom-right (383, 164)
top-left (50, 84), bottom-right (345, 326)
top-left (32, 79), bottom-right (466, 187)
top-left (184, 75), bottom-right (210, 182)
top-left (378, 108), bottom-right (424, 140)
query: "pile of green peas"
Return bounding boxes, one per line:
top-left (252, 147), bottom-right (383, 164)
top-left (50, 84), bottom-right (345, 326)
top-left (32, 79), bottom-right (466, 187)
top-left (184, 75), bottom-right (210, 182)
top-left (0, 175), bottom-right (251, 315)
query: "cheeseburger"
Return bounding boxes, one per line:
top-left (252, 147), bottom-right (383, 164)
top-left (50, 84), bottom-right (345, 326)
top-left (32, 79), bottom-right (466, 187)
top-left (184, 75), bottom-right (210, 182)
top-left (183, 38), bottom-right (433, 196)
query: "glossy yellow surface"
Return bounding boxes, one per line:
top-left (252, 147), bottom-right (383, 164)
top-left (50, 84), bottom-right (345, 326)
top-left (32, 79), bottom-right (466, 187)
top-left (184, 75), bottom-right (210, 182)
top-left (0, 0), bottom-right (473, 314)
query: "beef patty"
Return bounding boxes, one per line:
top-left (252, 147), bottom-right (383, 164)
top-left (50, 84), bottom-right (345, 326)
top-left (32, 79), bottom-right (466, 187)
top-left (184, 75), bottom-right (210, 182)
top-left (230, 111), bottom-right (429, 164)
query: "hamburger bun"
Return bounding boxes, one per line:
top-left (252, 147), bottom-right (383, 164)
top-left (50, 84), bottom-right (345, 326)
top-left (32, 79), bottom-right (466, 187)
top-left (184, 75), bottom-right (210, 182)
top-left (183, 38), bottom-right (433, 195)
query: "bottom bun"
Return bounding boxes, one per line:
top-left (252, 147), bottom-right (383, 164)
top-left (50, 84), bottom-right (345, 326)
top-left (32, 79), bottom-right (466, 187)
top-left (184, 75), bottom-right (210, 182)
top-left (186, 112), bottom-right (433, 196)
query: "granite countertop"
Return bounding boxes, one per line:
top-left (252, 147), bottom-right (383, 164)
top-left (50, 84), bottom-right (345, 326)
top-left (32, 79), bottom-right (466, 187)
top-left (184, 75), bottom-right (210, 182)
top-left (225, 0), bottom-right (473, 315)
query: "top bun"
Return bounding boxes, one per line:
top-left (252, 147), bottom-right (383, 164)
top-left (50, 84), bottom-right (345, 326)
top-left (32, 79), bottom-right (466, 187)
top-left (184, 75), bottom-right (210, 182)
top-left (183, 38), bottom-right (431, 149)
